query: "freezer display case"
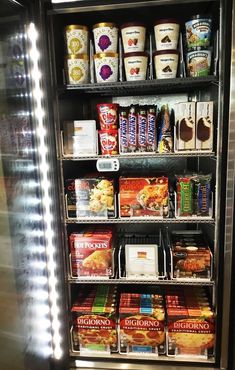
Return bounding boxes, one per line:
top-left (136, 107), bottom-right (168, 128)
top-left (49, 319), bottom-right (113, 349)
top-left (1, 0), bottom-right (235, 370)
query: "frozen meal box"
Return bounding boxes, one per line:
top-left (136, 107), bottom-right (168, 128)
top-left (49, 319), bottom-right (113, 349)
top-left (69, 227), bottom-right (113, 277)
top-left (119, 177), bottom-right (169, 217)
top-left (63, 120), bottom-right (97, 156)
top-left (170, 231), bottom-right (212, 279)
top-left (166, 287), bottom-right (215, 358)
top-left (75, 178), bottom-right (116, 218)
top-left (65, 179), bottom-right (76, 218)
top-left (175, 102), bottom-right (196, 151)
top-left (119, 292), bottom-right (165, 355)
top-left (72, 285), bottom-right (118, 352)
top-left (196, 102), bottom-right (213, 151)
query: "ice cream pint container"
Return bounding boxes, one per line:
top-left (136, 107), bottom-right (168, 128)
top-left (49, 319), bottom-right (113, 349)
top-left (97, 103), bottom-right (119, 130)
top-left (65, 25), bottom-right (89, 54)
top-left (65, 54), bottom-right (89, 84)
top-left (94, 52), bottom-right (118, 83)
top-left (124, 52), bottom-right (148, 81)
top-left (185, 15), bottom-right (212, 50)
top-left (121, 22), bottom-right (146, 53)
top-left (93, 22), bottom-right (118, 53)
top-left (99, 129), bottom-right (119, 155)
top-left (153, 50), bottom-right (179, 79)
top-left (154, 19), bottom-right (180, 50)
top-left (186, 49), bottom-right (211, 77)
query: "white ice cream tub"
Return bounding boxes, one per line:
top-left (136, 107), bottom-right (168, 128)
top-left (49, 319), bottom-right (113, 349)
top-left (94, 52), bottom-right (118, 83)
top-left (124, 51), bottom-right (148, 81)
top-left (121, 22), bottom-right (146, 53)
top-left (153, 49), bottom-right (179, 79)
top-left (64, 25), bottom-right (89, 54)
top-left (92, 22), bottom-right (118, 53)
top-left (154, 18), bottom-right (180, 50)
top-left (65, 54), bottom-right (89, 84)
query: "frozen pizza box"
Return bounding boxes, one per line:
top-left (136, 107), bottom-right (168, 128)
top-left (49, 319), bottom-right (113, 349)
top-left (166, 287), bottom-right (215, 358)
top-left (119, 177), bottom-right (169, 218)
top-left (69, 227), bottom-right (114, 277)
top-left (71, 285), bottom-right (118, 353)
top-left (75, 178), bottom-right (116, 218)
top-left (65, 179), bottom-right (76, 218)
top-left (119, 292), bottom-right (166, 355)
top-left (169, 230), bottom-right (212, 280)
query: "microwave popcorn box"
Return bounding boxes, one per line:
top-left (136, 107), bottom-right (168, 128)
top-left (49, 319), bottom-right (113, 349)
top-left (119, 177), bottom-right (169, 217)
top-left (175, 102), bottom-right (196, 151)
top-left (63, 120), bottom-right (97, 156)
top-left (119, 292), bottom-right (166, 355)
top-left (196, 102), bottom-right (213, 151)
top-left (69, 227), bottom-right (114, 277)
top-left (170, 230), bottom-right (212, 280)
top-left (166, 286), bottom-right (215, 358)
top-left (72, 285), bottom-right (118, 352)
top-left (65, 179), bottom-right (77, 218)
top-left (75, 178), bottom-right (116, 218)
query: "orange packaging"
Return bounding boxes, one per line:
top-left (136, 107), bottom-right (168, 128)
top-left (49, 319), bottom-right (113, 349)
top-left (119, 177), bottom-right (169, 217)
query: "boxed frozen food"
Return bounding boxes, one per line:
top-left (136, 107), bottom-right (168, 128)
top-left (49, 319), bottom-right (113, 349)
top-left (69, 227), bottom-right (114, 277)
top-left (169, 230), bottom-right (212, 279)
top-left (119, 177), bottom-right (169, 217)
top-left (63, 120), bottom-right (97, 156)
top-left (75, 178), bottom-right (116, 218)
top-left (176, 174), bottom-right (212, 217)
top-left (125, 244), bottom-right (159, 277)
top-left (65, 179), bottom-right (76, 218)
top-left (175, 102), bottom-right (196, 151)
top-left (119, 292), bottom-right (165, 355)
top-left (196, 102), bottom-right (213, 151)
top-left (166, 287), bottom-right (215, 358)
top-left (72, 285), bottom-right (118, 352)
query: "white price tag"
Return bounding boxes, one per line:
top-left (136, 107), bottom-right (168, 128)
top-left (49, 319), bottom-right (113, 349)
top-left (96, 158), bottom-right (119, 172)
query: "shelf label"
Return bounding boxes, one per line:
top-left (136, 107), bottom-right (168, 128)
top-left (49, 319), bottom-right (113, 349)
top-left (96, 158), bottom-right (119, 172)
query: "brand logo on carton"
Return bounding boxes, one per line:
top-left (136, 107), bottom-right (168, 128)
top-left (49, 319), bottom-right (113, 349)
top-left (121, 317), bottom-right (163, 331)
top-left (77, 316), bottom-right (115, 328)
top-left (147, 114), bottom-right (156, 144)
top-left (120, 117), bottom-right (128, 147)
top-left (74, 242), bottom-right (108, 249)
top-left (138, 115), bottom-right (147, 146)
top-left (169, 320), bottom-right (214, 333)
top-left (129, 114), bottom-right (137, 145)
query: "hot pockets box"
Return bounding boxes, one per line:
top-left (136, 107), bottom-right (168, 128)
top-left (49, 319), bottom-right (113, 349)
top-left (119, 177), bottom-right (169, 217)
top-left (69, 228), bottom-right (114, 277)
top-left (119, 292), bottom-right (166, 355)
top-left (72, 285), bottom-right (118, 353)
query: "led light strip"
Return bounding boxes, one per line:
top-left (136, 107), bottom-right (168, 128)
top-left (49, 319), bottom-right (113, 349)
top-left (27, 22), bottom-right (63, 360)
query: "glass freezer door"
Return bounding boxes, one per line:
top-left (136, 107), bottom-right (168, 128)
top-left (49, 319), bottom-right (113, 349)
top-left (0, 1), bottom-right (63, 369)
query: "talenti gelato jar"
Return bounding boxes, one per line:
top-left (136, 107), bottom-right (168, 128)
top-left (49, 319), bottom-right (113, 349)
top-left (154, 19), bottom-right (180, 50)
top-left (93, 23), bottom-right (118, 53)
top-left (65, 25), bottom-right (89, 54)
top-left (94, 53), bottom-right (118, 83)
top-left (121, 22), bottom-right (146, 53)
top-left (153, 50), bottom-right (179, 79)
top-left (185, 15), bottom-right (212, 50)
top-left (65, 54), bottom-right (89, 84)
top-left (124, 52), bottom-right (148, 81)
top-left (186, 49), bottom-right (211, 77)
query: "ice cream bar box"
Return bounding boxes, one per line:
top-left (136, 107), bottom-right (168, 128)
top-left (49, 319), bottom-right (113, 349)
top-left (69, 227), bottom-right (113, 277)
top-left (63, 120), bottom-right (97, 156)
top-left (75, 178), bottom-right (116, 218)
top-left (175, 102), bottom-right (196, 151)
top-left (166, 287), bottom-right (215, 358)
top-left (65, 179), bottom-right (76, 218)
top-left (119, 292), bottom-right (166, 355)
top-left (72, 285), bottom-right (118, 352)
top-left (196, 102), bottom-right (213, 151)
top-left (119, 177), bottom-right (169, 217)
top-left (169, 230), bottom-right (212, 280)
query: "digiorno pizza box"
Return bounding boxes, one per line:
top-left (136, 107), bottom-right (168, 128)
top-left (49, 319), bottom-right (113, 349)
top-left (119, 177), bottom-right (169, 218)
top-left (75, 178), bottom-right (116, 218)
top-left (69, 227), bottom-right (114, 277)
top-left (170, 230), bottom-right (212, 280)
top-left (72, 285), bottom-right (118, 352)
top-left (166, 287), bottom-right (215, 358)
top-left (119, 292), bottom-right (166, 355)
